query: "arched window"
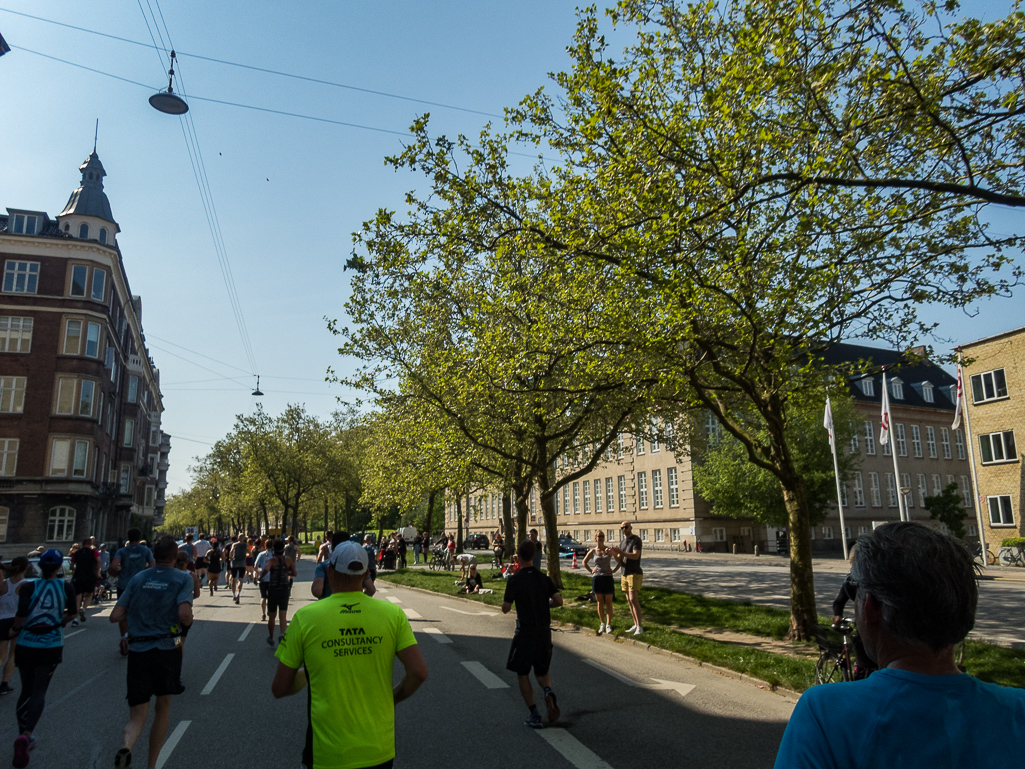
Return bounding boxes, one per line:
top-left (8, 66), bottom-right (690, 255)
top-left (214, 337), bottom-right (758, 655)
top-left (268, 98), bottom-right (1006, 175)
top-left (78, 223), bottom-right (89, 239)
top-left (99, 228), bottom-right (107, 244)
top-left (63, 223), bottom-right (70, 232)
top-left (47, 506), bottom-right (76, 542)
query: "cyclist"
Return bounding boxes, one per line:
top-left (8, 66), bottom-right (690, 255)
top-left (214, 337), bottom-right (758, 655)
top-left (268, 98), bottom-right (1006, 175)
top-left (831, 573), bottom-right (877, 680)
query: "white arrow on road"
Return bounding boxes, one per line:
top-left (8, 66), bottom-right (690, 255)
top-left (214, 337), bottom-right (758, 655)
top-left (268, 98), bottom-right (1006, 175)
top-left (583, 659), bottom-right (695, 697)
top-left (442, 606), bottom-right (496, 616)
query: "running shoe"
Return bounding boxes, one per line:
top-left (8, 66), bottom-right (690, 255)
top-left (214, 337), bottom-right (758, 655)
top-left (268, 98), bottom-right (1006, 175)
top-left (79, 609), bottom-right (86, 622)
top-left (114, 746), bottom-right (132, 768)
top-left (626, 624), bottom-right (637, 633)
top-left (0, 682), bottom-right (14, 695)
top-left (632, 626), bottom-right (644, 635)
top-left (71, 618), bottom-right (79, 627)
top-left (596, 624), bottom-right (604, 635)
top-left (524, 712), bottom-right (544, 729)
top-left (545, 691), bottom-right (560, 724)
top-left (266, 636), bottom-right (274, 646)
top-left (12, 734), bottom-right (30, 768)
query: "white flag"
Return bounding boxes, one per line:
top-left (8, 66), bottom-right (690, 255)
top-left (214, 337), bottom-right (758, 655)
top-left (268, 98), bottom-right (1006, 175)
top-left (879, 371), bottom-right (891, 446)
top-left (951, 365), bottom-right (964, 431)
top-left (824, 396), bottom-right (836, 455)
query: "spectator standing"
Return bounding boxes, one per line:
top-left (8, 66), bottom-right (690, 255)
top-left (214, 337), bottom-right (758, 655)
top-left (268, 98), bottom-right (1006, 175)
top-left (398, 535), bottom-right (408, 569)
top-left (111, 537), bottom-right (194, 769)
top-left (611, 521), bottom-right (644, 635)
top-left (272, 541), bottom-right (427, 769)
top-left (583, 531), bottom-right (619, 634)
top-left (502, 539), bottom-right (562, 728)
top-left (774, 522), bottom-right (1025, 768)
top-left (413, 533), bottom-right (423, 565)
top-left (8, 549), bottom-right (76, 767)
top-left (527, 529), bottom-right (543, 571)
top-left (0, 557), bottom-right (28, 696)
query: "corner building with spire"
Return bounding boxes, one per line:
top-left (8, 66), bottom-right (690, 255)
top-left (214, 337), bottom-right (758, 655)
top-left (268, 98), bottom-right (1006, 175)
top-left (0, 150), bottom-right (169, 552)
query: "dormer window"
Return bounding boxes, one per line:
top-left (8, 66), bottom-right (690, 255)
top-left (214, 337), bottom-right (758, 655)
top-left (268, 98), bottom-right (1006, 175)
top-left (99, 228), bottom-right (107, 244)
top-left (891, 377), bottom-right (904, 400)
top-left (860, 378), bottom-right (875, 397)
top-left (11, 214), bottom-right (38, 235)
top-left (922, 382), bottom-right (935, 403)
top-left (78, 223), bottom-right (89, 239)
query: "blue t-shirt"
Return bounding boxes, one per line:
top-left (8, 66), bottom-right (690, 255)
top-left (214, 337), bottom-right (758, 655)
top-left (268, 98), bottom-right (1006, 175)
top-left (17, 579), bottom-right (75, 649)
top-left (774, 668), bottom-right (1025, 769)
top-left (314, 561), bottom-right (332, 599)
top-left (255, 549), bottom-right (273, 582)
top-left (113, 544), bottom-right (154, 586)
top-left (116, 565), bottom-right (194, 652)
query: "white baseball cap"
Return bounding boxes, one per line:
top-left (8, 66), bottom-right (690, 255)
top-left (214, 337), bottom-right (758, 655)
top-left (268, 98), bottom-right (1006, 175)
top-left (328, 541), bottom-right (368, 575)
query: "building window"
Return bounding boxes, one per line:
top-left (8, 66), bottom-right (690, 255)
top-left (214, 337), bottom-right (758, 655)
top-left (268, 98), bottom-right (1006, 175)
top-left (127, 376), bottom-right (138, 404)
top-left (3, 261), bottom-right (39, 294)
top-left (98, 228), bottom-right (107, 245)
top-left (607, 529), bottom-right (616, 542)
top-left (853, 473), bottom-right (865, 507)
top-left (705, 412), bottom-right (721, 444)
top-left (54, 377), bottom-right (96, 418)
top-left (582, 481), bottom-right (591, 513)
top-left (860, 378), bottom-right (874, 397)
top-left (932, 474), bottom-right (942, 495)
top-left (911, 425), bottom-right (922, 458)
top-left (926, 426), bottom-right (937, 458)
top-left (650, 418), bottom-right (660, 452)
top-left (572, 482), bottom-right (580, 514)
top-left (864, 422), bottom-right (875, 455)
top-left (70, 265), bottom-right (88, 297)
top-left (941, 428), bottom-right (952, 459)
top-left (960, 476), bottom-right (972, 508)
top-left (970, 369), bottom-right (1008, 404)
top-left (979, 431), bottom-right (1017, 464)
top-left (869, 472), bottom-right (881, 507)
top-left (0, 506), bottom-right (7, 542)
top-left (63, 320), bottom-right (82, 355)
top-left (46, 507), bottom-right (76, 542)
top-left (0, 317), bottom-right (33, 353)
top-left (891, 378), bottom-right (904, 400)
top-left (0, 439), bottom-right (18, 476)
top-left (78, 223), bottom-right (89, 239)
top-left (886, 473), bottom-right (898, 507)
top-left (605, 477), bottom-right (614, 512)
top-left (987, 495), bottom-right (1015, 526)
top-left (654, 528), bottom-right (665, 543)
top-left (640, 529), bottom-right (649, 542)
top-left (85, 322), bottom-right (101, 357)
top-left (618, 475), bottom-right (626, 511)
top-left (593, 479), bottom-right (602, 512)
top-left (849, 430), bottom-right (859, 453)
top-left (667, 467), bottom-right (679, 507)
top-left (616, 434), bottom-right (624, 459)
top-left (922, 382), bottom-right (935, 403)
top-left (895, 424), bottom-right (908, 457)
top-left (652, 469), bottom-right (664, 508)
top-left (635, 436), bottom-right (645, 456)
top-left (11, 214), bottom-right (39, 235)
top-left (123, 418), bottom-right (135, 447)
top-left (562, 486), bottom-right (570, 517)
top-left (671, 528), bottom-right (681, 542)
top-left (120, 462), bottom-right (133, 494)
top-left (0, 376), bottom-right (26, 413)
top-left (712, 527), bottom-right (726, 542)
top-left (637, 472), bottom-right (648, 509)
top-left (822, 526), bottom-right (834, 540)
top-left (955, 429), bottom-right (966, 461)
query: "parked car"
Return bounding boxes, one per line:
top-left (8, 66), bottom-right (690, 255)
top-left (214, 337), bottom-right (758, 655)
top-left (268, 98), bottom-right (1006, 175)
top-left (463, 534), bottom-right (490, 550)
top-left (25, 554), bottom-right (74, 579)
top-left (557, 536), bottom-right (588, 559)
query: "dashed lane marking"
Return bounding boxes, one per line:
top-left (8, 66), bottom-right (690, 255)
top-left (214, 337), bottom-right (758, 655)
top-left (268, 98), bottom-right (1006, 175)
top-left (64, 629), bottom-right (86, 639)
top-left (422, 627), bottom-right (452, 644)
top-left (155, 720), bottom-right (191, 769)
top-left (537, 728), bottom-right (615, 769)
top-left (403, 608), bottom-right (423, 620)
top-left (238, 622), bottom-right (256, 642)
top-left (442, 606), bottom-right (496, 616)
top-left (461, 660), bottom-right (509, 689)
top-left (201, 653), bottom-right (234, 695)
top-left (385, 596), bottom-right (402, 604)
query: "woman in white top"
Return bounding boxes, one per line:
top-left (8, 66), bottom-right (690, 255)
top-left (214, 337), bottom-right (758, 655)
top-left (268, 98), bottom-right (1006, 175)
top-left (0, 556), bottom-right (29, 695)
top-left (583, 532), bottom-right (620, 635)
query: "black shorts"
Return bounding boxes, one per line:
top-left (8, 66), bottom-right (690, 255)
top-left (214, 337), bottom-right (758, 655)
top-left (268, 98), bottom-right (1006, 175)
top-left (231, 567), bottom-right (246, 580)
top-left (267, 588), bottom-right (289, 613)
top-left (195, 557), bottom-right (207, 569)
top-left (259, 582), bottom-right (269, 599)
top-left (0, 617), bottom-right (15, 639)
top-left (126, 648), bottom-right (181, 706)
top-left (506, 628), bottom-right (553, 677)
top-left (73, 577), bottom-right (95, 595)
top-left (592, 575), bottom-right (615, 595)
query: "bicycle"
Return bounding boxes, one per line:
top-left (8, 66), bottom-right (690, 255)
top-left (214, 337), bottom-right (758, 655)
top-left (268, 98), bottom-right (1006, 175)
top-left (971, 541), bottom-right (997, 566)
top-left (814, 618), bottom-right (855, 684)
top-left (999, 546), bottom-right (1025, 568)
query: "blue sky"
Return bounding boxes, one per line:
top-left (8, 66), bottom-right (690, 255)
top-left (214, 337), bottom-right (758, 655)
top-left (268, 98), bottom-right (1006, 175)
top-left (1, 1), bottom-right (1021, 495)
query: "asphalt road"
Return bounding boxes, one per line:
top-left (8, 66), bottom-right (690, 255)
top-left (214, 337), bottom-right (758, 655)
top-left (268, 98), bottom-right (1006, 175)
top-left (0, 559), bottom-right (798, 769)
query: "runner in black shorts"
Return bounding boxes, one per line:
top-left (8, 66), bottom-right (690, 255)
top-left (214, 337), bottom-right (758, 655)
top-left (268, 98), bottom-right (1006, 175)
top-left (502, 539), bottom-right (563, 729)
top-left (261, 541), bottom-right (296, 646)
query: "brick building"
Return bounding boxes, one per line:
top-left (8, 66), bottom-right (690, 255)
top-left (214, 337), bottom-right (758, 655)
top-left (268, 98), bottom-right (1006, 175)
top-left (0, 149), bottom-right (169, 552)
top-left (445, 342), bottom-right (973, 555)
top-left (959, 327), bottom-right (1024, 551)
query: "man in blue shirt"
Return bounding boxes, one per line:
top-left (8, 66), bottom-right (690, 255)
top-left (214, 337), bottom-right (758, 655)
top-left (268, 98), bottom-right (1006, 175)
top-left (110, 536), bottom-right (194, 769)
top-left (774, 522), bottom-right (1025, 768)
top-left (111, 529), bottom-right (155, 656)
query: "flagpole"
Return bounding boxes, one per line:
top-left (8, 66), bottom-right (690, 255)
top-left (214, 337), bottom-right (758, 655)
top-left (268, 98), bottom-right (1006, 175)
top-left (881, 370), bottom-right (906, 521)
top-left (824, 395), bottom-right (849, 560)
top-left (956, 354), bottom-right (989, 563)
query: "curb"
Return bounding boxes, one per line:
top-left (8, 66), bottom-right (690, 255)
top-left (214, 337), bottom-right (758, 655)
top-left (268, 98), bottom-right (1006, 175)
top-left (380, 577), bottom-right (803, 699)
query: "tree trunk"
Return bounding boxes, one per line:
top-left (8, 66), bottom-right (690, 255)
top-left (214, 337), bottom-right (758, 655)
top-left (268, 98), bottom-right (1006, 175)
top-left (502, 491), bottom-right (515, 557)
top-left (539, 487), bottom-right (562, 589)
top-left (780, 465), bottom-right (817, 641)
top-left (455, 495), bottom-right (464, 555)
top-left (425, 490), bottom-right (436, 536)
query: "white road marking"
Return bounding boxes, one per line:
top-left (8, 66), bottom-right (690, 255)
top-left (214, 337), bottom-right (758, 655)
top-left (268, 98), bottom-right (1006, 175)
top-left (537, 728), bottom-right (615, 769)
top-left (461, 661), bottom-right (509, 689)
top-left (385, 596), bottom-right (402, 604)
top-left (51, 670), bottom-right (104, 709)
top-left (155, 719), bottom-right (190, 769)
top-left (238, 622), bottom-right (255, 642)
top-left (422, 627), bottom-right (452, 644)
top-left (403, 608), bottom-right (423, 619)
top-left (582, 659), bottom-right (695, 697)
top-left (63, 629), bottom-right (86, 639)
top-left (442, 606), bottom-right (495, 616)
top-left (201, 653), bottom-right (234, 695)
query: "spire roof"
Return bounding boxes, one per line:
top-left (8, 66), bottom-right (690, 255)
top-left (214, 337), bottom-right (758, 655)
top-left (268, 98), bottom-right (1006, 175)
top-left (59, 150), bottom-right (115, 223)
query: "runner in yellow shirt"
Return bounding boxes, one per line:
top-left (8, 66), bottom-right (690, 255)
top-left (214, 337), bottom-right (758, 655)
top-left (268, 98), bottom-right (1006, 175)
top-left (272, 541), bottom-right (427, 769)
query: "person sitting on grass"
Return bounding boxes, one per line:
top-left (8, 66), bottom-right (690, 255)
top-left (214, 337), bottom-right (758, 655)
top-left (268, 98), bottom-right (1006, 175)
top-left (458, 564), bottom-right (483, 594)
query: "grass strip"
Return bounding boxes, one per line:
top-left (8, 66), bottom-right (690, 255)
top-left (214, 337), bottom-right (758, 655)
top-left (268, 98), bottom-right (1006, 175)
top-left (379, 568), bottom-right (1025, 692)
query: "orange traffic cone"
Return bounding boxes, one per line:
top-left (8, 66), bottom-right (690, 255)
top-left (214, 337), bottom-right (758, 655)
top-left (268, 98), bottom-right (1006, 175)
top-left (571, 551), bottom-right (578, 569)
